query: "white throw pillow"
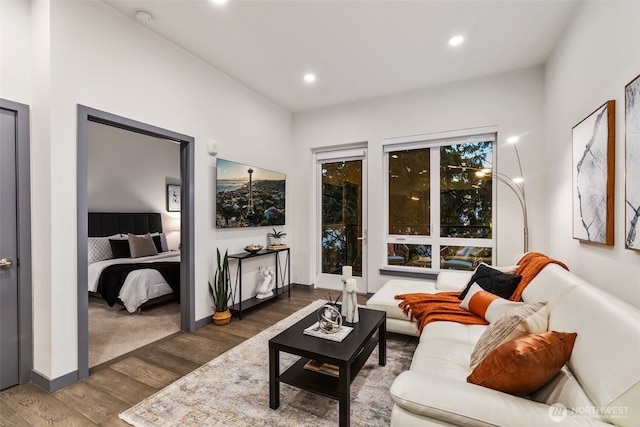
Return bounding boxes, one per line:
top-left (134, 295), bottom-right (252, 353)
top-left (87, 237), bottom-right (112, 264)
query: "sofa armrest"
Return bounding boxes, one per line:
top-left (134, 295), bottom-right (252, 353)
top-left (435, 271), bottom-right (472, 292)
top-left (390, 371), bottom-right (609, 426)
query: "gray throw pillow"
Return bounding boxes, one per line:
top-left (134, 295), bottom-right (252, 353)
top-left (470, 302), bottom-right (549, 369)
top-left (128, 233), bottom-right (158, 258)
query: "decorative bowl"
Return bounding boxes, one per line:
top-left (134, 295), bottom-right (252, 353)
top-left (244, 244), bottom-right (263, 254)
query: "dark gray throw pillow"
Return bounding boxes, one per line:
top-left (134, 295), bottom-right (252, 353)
top-left (109, 239), bottom-right (131, 258)
top-left (152, 235), bottom-right (165, 253)
top-left (458, 264), bottom-right (522, 300)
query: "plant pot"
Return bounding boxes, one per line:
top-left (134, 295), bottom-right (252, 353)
top-left (269, 237), bottom-right (282, 246)
top-left (213, 309), bottom-right (232, 325)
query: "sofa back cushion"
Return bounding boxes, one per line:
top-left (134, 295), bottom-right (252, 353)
top-left (524, 264), bottom-right (640, 427)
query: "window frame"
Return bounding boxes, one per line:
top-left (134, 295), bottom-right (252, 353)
top-left (382, 126), bottom-right (498, 274)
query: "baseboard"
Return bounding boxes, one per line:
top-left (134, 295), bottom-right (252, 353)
top-left (195, 314), bottom-right (213, 329)
top-left (195, 284), bottom-right (313, 329)
top-left (31, 369), bottom-right (78, 392)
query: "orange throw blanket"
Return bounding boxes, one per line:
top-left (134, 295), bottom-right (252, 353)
top-left (395, 252), bottom-right (568, 334)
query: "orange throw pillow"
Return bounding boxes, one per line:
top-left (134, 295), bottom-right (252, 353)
top-left (467, 331), bottom-right (577, 396)
top-left (460, 283), bottom-right (523, 322)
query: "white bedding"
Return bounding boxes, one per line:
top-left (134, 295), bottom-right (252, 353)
top-left (88, 251), bottom-right (181, 313)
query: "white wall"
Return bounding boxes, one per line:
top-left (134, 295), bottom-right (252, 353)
top-left (292, 67), bottom-right (546, 294)
top-left (545, 1), bottom-right (640, 308)
top-left (87, 122), bottom-right (181, 249)
top-left (0, 0), bottom-right (32, 104)
top-left (7, 0), bottom-right (292, 381)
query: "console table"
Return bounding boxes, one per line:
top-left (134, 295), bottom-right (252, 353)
top-left (228, 247), bottom-right (290, 320)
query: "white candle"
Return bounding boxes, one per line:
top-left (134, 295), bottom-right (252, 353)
top-left (346, 278), bottom-right (356, 292)
top-left (342, 265), bottom-right (352, 279)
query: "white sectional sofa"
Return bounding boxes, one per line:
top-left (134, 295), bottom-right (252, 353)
top-left (367, 264), bottom-right (640, 426)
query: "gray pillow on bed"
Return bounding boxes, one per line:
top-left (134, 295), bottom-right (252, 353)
top-left (128, 233), bottom-right (158, 258)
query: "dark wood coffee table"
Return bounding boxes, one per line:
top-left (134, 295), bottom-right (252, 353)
top-left (269, 306), bottom-right (386, 427)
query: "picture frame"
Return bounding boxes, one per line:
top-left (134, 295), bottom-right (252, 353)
top-left (625, 74), bottom-right (640, 250)
top-left (572, 100), bottom-right (615, 246)
top-left (215, 158), bottom-right (285, 228)
top-left (167, 184), bottom-right (181, 212)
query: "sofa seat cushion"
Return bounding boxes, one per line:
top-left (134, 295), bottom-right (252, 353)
top-left (410, 337), bottom-right (474, 381)
top-left (420, 321), bottom-right (486, 347)
top-left (390, 371), bottom-right (609, 427)
top-left (367, 279), bottom-right (437, 320)
top-left (532, 366), bottom-right (605, 422)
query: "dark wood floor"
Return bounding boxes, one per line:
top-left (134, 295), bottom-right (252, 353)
top-left (0, 288), bottom-right (369, 426)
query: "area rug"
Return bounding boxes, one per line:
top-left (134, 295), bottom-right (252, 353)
top-left (119, 300), bottom-right (417, 426)
top-left (89, 299), bottom-right (181, 367)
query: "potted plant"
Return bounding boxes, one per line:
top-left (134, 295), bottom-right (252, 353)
top-left (267, 228), bottom-right (287, 246)
top-left (209, 248), bottom-right (232, 325)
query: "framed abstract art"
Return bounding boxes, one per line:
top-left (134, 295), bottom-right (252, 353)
top-left (625, 74), bottom-right (640, 250)
top-left (572, 100), bottom-right (615, 246)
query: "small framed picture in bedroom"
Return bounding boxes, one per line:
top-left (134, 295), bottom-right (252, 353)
top-left (167, 184), bottom-right (181, 212)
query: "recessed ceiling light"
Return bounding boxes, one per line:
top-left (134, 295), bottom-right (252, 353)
top-left (135, 10), bottom-right (154, 25)
top-left (507, 136), bottom-right (520, 144)
top-left (303, 73), bottom-right (316, 83)
top-left (211, 0), bottom-right (228, 4)
top-left (448, 35), bottom-right (464, 47)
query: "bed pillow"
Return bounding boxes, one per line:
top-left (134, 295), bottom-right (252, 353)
top-left (151, 232), bottom-right (169, 252)
top-left (458, 263), bottom-right (522, 300)
top-left (88, 237), bottom-right (113, 264)
top-left (152, 235), bottom-right (165, 253)
top-left (470, 302), bottom-right (549, 368)
top-left (128, 233), bottom-right (158, 258)
top-left (467, 331), bottom-right (577, 397)
top-left (460, 283), bottom-right (523, 323)
top-left (109, 238), bottom-right (131, 258)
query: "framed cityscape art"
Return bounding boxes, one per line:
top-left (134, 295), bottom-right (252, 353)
top-left (572, 100), bottom-right (615, 246)
top-left (216, 158), bottom-right (286, 228)
top-left (625, 74), bottom-right (640, 250)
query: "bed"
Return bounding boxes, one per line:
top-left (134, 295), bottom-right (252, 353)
top-left (87, 212), bottom-right (180, 313)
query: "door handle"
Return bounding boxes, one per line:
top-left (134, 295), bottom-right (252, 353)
top-left (0, 258), bottom-right (12, 269)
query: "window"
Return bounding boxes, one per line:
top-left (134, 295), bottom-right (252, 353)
top-left (384, 129), bottom-right (496, 272)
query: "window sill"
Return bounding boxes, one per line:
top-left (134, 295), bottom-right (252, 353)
top-left (379, 267), bottom-right (438, 281)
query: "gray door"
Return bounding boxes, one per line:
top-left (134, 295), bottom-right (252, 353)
top-left (0, 107), bottom-right (19, 390)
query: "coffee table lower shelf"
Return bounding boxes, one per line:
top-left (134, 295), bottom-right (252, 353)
top-left (279, 337), bottom-right (379, 400)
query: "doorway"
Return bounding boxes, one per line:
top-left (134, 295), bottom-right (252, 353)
top-left (315, 148), bottom-right (368, 293)
top-left (77, 105), bottom-right (194, 380)
top-left (0, 99), bottom-right (32, 390)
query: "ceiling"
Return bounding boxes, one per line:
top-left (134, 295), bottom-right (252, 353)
top-left (103, 0), bottom-right (579, 112)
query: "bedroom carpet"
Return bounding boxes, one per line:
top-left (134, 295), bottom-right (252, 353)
top-left (89, 300), bottom-right (181, 367)
top-left (119, 300), bottom-right (417, 427)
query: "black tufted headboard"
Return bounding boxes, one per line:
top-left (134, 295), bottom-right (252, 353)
top-left (88, 212), bottom-right (163, 237)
